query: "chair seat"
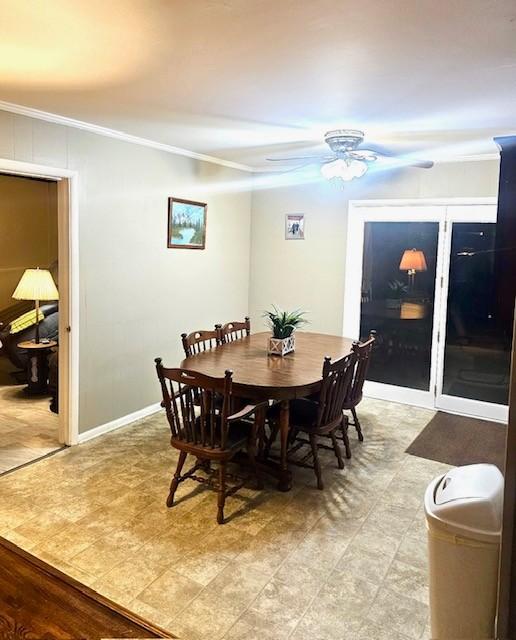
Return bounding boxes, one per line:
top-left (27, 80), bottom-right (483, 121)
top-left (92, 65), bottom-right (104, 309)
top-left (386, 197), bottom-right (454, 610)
top-left (289, 398), bottom-right (319, 430)
top-left (266, 398), bottom-right (319, 429)
top-left (342, 392), bottom-right (362, 410)
top-left (226, 420), bottom-right (253, 447)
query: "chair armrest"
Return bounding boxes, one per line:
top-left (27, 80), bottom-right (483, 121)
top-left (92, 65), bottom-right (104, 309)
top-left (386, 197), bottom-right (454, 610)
top-left (227, 400), bottom-right (270, 422)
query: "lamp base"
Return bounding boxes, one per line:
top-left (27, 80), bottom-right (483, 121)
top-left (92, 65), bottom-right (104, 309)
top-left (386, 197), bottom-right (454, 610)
top-left (34, 299), bottom-right (40, 344)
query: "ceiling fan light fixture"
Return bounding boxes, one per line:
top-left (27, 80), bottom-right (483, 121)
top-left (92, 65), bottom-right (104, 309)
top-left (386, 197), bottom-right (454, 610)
top-left (320, 158), bottom-right (368, 182)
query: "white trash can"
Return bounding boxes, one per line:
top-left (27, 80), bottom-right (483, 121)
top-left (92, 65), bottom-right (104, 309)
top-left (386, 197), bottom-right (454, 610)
top-left (424, 463), bottom-right (503, 640)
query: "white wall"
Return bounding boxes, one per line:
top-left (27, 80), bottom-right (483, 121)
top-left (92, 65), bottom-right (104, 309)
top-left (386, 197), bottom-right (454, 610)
top-left (0, 105), bottom-right (501, 435)
top-left (249, 160), bottom-right (500, 336)
top-left (0, 110), bottom-right (252, 434)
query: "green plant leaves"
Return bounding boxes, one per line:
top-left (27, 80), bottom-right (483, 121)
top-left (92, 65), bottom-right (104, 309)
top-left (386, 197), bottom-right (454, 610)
top-left (387, 279), bottom-right (408, 299)
top-left (262, 305), bottom-right (308, 338)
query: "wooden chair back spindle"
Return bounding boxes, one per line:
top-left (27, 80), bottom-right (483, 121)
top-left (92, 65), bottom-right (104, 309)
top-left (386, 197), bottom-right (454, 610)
top-left (317, 353), bottom-right (356, 431)
top-left (220, 317), bottom-right (251, 344)
top-left (285, 351), bottom-right (357, 490)
top-left (155, 360), bottom-right (233, 450)
top-left (345, 331), bottom-right (376, 407)
top-left (181, 327), bottom-right (222, 358)
top-left (155, 358), bottom-right (266, 524)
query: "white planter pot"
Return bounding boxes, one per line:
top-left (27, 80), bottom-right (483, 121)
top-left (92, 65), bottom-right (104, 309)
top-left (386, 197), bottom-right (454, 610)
top-left (268, 334), bottom-right (295, 356)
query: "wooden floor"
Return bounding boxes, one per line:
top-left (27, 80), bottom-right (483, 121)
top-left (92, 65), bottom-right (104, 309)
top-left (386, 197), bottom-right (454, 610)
top-left (0, 537), bottom-right (172, 639)
top-left (0, 354), bottom-right (62, 475)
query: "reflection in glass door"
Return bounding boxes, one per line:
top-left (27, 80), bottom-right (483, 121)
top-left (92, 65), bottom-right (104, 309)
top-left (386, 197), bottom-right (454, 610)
top-left (437, 222), bottom-right (511, 417)
top-left (359, 221), bottom-right (439, 392)
top-left (344, 201), bottom-right (509, 422)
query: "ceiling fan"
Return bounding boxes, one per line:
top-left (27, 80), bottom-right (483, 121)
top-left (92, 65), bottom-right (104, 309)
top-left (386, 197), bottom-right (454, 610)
top-left (266, 129), bottom-right (434, 181)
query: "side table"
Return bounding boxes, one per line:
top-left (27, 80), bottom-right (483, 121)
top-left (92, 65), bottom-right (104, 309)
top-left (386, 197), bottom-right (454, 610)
top-left (17, 340), bottom-right (58, 395)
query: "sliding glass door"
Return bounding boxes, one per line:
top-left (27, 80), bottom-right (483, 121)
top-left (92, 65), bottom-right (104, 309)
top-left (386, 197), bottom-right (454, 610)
top-left (435, 215), bottom-right (510, 422)
top-left (344, 200), bottom-right (509, 423)
top-left (359, 221), bottom-right (439, 392)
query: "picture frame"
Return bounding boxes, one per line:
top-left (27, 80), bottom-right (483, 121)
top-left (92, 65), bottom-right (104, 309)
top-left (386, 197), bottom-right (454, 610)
top-left (168, 197), bottom-right (207, 249)
top-left (285, 214), bottom-right (305, 240)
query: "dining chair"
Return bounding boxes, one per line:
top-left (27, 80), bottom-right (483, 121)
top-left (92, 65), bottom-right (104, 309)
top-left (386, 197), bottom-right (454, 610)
top-left (155, 360), bottom-right (267, 524)
top-left (342, 331), bottom-right (376, 445)
top-left (286, 352), bottom-right (356, 490)
top-left (220, 317), bottom-right (251, 344)
top-left (181, 327), bottom-right (222, 358)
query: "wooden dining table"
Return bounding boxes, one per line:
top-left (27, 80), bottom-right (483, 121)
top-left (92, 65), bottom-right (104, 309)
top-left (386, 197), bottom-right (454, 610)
top-left (180, 331), bottom-right (354, 491)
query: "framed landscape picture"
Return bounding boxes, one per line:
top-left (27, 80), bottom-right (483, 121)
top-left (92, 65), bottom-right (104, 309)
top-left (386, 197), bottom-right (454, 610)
top-left (168, 197), bottom-right (207, 249)
top-left (285, 214), bottom-right (305, 240)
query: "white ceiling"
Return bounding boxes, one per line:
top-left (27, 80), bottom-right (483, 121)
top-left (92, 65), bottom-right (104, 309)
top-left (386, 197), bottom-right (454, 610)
top-left (1, 0), bottom-right (515, 168)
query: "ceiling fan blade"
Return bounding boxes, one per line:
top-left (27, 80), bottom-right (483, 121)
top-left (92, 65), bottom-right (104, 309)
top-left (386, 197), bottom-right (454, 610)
top-left (360, 143), bottom-right (396, 157)
top-left (349, 150), bottom-right (377, 162)
top-left (361, 144), bottom-right (434, 169)
top-left (257, 161), bottom-right (321, 175)
top-left (279, 162), bottom-right (320, 174)
top-left (266, 155), bottom-right (334, 162)
top-left (378, 157), bottom-right (434, 169)
top-left (407, 159), bottom-right (434, 169)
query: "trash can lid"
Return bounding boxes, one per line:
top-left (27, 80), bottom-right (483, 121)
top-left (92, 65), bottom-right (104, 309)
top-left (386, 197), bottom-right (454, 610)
top-left (424, 464), bottom-right (504, 543)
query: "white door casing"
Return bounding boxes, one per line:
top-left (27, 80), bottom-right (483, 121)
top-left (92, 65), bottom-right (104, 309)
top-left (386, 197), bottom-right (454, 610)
top-left (0, 157), bottom-right (79, 444)
top-left (344, 198), bottom-right (507, 423)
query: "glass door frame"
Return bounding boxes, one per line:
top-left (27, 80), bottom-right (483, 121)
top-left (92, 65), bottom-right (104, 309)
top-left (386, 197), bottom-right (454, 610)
top-left (343, 197), bottom-right (506, 422)
top-left (434, 204), bottom-right (508, 423)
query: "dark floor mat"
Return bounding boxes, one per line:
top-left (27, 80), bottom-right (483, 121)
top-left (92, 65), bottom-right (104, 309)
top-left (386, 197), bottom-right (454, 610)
top-left (406, 411), bottom-right (506, 470)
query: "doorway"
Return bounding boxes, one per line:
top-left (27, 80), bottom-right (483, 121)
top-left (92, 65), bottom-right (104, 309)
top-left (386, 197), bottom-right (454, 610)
top-left (344, 199), bottom-right (509, 423)
top-left (0, 158), bottom-right (79, 469)
top-left (0, 174), bottom-right (61, 472)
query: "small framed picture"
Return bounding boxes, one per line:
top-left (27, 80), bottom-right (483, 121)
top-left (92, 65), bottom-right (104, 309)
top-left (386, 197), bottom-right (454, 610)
top-left (285, 214), bottom-right (305, 240)
top-left (168, 197), bottom-right (207, 249)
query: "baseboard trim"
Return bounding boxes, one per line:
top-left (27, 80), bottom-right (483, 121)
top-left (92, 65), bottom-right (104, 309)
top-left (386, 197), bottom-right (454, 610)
top-left (78, 402), bottom-right (162, 444)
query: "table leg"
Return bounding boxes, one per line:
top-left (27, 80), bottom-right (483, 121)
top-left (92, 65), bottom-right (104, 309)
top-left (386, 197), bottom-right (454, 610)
top-left (25, 352), bottom-right (50, 395)
top-left (277, 399), bottom-right (292, 492)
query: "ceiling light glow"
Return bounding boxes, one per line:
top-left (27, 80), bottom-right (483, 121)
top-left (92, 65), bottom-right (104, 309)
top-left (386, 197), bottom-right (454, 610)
top-left (320, 158), bottom-right (368, 181)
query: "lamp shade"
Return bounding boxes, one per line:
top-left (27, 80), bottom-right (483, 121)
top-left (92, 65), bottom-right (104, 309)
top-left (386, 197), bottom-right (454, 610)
top-left (399, 248), bottom-right (427, 272)
top-left (12, 268), bottom-right (59, 301)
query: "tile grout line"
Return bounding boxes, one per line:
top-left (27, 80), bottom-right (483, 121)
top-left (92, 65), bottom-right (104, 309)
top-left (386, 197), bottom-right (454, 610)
top-left (0, 403), bottom-right (440, 640)
top-left (356, 460), bottom-right (430, 640)
top-left (285, 446), bottom-right (420, 639)
top-left (224, 442), bottom-right (404, 639)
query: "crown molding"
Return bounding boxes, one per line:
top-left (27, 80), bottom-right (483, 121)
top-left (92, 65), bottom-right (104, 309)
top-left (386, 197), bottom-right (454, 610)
top-left (0, 100), bottom-right (500, 170)
top-left (0, 100), bottom-right (254, 173)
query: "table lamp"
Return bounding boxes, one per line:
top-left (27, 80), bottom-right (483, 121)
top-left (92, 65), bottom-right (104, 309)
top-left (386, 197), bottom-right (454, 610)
top-left (12, 268), bottom-right (59, 344)
top-left (399, 248), bottom-right (427, 290)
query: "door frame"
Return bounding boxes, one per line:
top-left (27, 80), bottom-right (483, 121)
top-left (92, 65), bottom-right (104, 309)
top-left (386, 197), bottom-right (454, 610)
top-left (0, 157), bottom-right (79, 445)
top-left (344, 197), bottom-right (505, 421)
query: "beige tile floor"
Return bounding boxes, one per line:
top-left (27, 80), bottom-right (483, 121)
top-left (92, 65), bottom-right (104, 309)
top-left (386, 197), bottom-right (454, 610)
top-left (0, 355), bottom-right (61, 474)
top-left (0, 398), bottom-right (448, 639)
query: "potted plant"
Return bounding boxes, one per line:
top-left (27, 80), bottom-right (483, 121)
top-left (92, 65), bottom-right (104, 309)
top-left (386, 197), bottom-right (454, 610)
top-left (263, 306), bottom-right (308, 356)
top-left (386, 279), bottom-right (408, 309)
